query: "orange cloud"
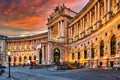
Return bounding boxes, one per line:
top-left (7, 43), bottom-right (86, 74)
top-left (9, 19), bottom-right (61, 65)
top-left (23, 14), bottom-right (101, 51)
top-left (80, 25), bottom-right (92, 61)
top-left (0, 0), bottom-right (89, 37)
top-left (0, 30), bottom-right (15, 35)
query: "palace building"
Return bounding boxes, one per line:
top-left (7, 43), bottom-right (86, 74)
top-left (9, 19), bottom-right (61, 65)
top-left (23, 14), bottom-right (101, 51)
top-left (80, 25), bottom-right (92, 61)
top-left (0, 35), bottom-right (7, 65)
top-left (7, 33), bottom-right (48, 65)
top-left (6, 0), bottom-right (120, 68)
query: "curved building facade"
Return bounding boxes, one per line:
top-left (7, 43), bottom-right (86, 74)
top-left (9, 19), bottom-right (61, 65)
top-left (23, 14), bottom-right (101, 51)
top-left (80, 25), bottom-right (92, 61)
top-left (7, 33), bottom-right (48, 66)
top-left (68, 0), bottom-right (120, 68)
top-left (7, 0), bottom-right (120, 68)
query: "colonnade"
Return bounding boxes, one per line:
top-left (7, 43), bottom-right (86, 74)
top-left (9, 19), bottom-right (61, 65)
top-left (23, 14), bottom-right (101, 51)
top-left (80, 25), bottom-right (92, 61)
top-left (48, 20), bottom-right (64, 41)
top-left (69, 0), bottom-right (120, 42)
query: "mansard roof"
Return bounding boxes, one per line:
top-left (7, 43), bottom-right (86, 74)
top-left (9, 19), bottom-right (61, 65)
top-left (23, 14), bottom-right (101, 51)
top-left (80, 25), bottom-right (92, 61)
top-left (7, 32), bottom-right (48, 41)
top-left (0, 35), bottom-right (8, 39)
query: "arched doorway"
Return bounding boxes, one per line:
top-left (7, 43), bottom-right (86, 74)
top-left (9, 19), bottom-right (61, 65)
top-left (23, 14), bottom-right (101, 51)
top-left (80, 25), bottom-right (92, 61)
top-left (39, 49), bottom-right (42, 64)
top-left (34, 55), bottom-right (36, 60)
top-left (19, 56), bottom-right (22, 65)
top-left (29, 56), bottom-right (32, 61)
top-left (54, 48), bottom-right (60, 63)
top-left (110, 35), bottom-right (116, 55)
top-left (14, 56), bottom-right (17, 66)
top-left (100, 40), bottom-right (104, 57)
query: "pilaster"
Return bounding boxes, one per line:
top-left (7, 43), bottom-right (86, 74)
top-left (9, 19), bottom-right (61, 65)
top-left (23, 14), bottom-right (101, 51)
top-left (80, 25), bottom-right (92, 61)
top-left (42, 44), bottom-right (45, 64)
top-left (97, 1), bottom-right (102, 28)
top-left (58, 21), bottom-right (60, 38)
top-left (47, 43), bottom-right (51, 64)
top-left (104, 0), bottom-right (107, 23)
top-left (107, 0), bottom-right (112, 20)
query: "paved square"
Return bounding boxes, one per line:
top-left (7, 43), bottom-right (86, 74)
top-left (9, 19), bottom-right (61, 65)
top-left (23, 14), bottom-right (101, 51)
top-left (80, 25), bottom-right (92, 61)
top-left (0, 67), bottom-right (120, 80)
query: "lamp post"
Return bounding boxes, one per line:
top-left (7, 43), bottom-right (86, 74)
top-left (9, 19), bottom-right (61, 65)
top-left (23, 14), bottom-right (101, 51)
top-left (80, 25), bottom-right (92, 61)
top-left (7, 49), bottom-right (11, 78)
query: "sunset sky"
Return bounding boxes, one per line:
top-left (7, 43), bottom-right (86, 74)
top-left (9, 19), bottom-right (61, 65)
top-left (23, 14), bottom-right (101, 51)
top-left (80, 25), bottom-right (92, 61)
top-left (0, 0), bottom-right (89, 37)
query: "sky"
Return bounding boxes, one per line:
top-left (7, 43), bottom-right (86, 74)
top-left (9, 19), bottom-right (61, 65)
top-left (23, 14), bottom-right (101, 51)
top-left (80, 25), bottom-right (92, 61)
top-left (0, 0), bottom-right (89, 37)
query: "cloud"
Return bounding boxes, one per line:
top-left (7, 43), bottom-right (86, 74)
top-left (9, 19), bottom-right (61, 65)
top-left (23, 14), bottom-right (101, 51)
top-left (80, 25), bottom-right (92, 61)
top-left (0, 30), bottom-right (15, 35)
top-left (0, 0), bottom-right (89, 37)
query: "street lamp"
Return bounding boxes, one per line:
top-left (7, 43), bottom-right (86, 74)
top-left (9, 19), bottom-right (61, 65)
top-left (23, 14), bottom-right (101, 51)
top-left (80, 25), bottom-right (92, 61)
top-left (7, 49), bottom-right (11, 78)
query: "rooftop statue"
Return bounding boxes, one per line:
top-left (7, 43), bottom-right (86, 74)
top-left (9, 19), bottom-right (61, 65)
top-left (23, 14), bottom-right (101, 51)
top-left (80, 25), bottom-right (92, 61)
top-left (48, 4), bottom-right (66, 22)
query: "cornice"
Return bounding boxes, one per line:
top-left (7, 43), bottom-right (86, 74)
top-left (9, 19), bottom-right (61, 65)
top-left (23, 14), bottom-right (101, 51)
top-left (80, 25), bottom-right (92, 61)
top-left (68, 0), bottom-right (97, 26)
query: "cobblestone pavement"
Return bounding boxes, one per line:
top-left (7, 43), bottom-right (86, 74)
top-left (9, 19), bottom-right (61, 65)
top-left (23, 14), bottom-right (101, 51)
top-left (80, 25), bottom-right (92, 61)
top-left (0, 67), bottom-right (120, 80)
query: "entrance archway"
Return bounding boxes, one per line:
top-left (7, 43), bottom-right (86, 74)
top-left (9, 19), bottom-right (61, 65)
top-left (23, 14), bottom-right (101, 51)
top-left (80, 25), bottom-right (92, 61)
top-left (39, 49), bottom-right (42, 64)
top-left (54, 48), bottom-right (60, 63)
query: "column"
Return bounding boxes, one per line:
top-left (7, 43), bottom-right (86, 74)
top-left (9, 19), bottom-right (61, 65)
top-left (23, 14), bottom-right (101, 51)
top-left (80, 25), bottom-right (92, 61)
top-left (107, 0), bottom-right (111, 20)
top-left (116, 0), bottom-right (119, 12)
top-left (87, 13), bottom-right (89, 33)
top-left (104, 0), bottom-right (107, 22)
top-left (76, 23), bottom-right (78, 40)
top-left (104, 0), bottom-right (107, 15)
top-left (97, 1), bottom-right (100, 21)
top-left (58, 21), bottom-right (60, 38)
top-left (62, 20), bottom-right (64, 37)
top-left (68, 28), bottom-right (70, 39)
top-left (49, 28), bottom-right (51, 40)
top-left (71, 27), bottom-right (72, 39)
top-left (50, 27), bottom-right (53, 40)
top-left (60, 20), bottom-right (63, 37)
top-left (42, 44), bottom-right (45, 64)
top-left (89, 11), bottom-right (92, 27)
top-left (97, 1), bottom-right (100, 28)
top-left (68, 27), bottom-right (71, 40)
top-left (83, 18), bottom-right (85, 33)
top-left (108, 0), bottom-right (111, 13)
top-left (95, 5), bottom-right (97, 26)
top-left (76, 23), bottom-right (78, 36)
top-left (74, 24), bottom-right (76, 39)
top-left (78, 20), bottom-right (81, 36)
top-left (47, 43), bottom-right (51, 64)
top-left (36, 50), bottom-right (39, 64)
top-left (80, 20), bottom-right (82, 38)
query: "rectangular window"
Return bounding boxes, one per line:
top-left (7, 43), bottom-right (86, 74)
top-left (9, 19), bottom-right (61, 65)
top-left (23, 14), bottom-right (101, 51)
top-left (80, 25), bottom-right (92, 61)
top-left (84, 50), bottom-right (87, 59)
top-left (78, 52), bottom-right (80, 59)
top-left (72, 53), bottom-right (74, 60)
top-left (0, 46), bottom-right (1, 52)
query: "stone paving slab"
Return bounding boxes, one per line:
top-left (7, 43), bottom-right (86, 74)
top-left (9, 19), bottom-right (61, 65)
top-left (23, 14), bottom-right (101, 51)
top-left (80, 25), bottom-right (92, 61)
top-left (2, 67), bottom-right (120, 80)
top-left (0, 73), bottom-right (14, 80)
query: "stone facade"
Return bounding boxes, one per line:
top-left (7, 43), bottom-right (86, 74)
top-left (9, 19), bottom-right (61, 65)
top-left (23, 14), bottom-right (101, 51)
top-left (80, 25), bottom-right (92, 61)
top-left (6, 0), bottom-right (120, 68)
top-left (0, 35), bottom-right (7, 65)
top-left (47, 4), bottom-right (77, 64)
top-left (7, 33), bottom-right (48, 66)
top-left (68, 0), bottom-right (120, 68)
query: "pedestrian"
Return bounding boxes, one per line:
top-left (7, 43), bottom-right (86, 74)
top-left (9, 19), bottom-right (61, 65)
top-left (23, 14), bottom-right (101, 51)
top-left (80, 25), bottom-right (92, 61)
top-left (30, 61), bottom-right (33, 69)
top-left (77, 62), bottom-right (80, 68)
top-left (23, 63), bottom-right (25, 68)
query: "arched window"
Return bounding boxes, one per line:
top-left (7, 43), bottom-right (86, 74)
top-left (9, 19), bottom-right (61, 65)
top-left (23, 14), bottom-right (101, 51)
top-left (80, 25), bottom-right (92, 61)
top-left (72, 53), bottom-right (74, 60)
top-left (34, 55), bottom-right (36, 60)
top-left (24, 56), bottom-right (27, 61)
top-left (84, 46), bottom-right (87, 59)
top-left (14, 56), bottom-right (16, 62)
top-left (110, 35), bottom-right (116, 55)
top-left (71, 49), bottom-right (74, 60)
top-left (78, 48), bottom-right (80, 59)
top-left (19, 56), bottom-right (22, 62)
top-left (29, 56), bottom-right (32, 60)
top-left (91, 44), bottom-right (94, 58)
top-left (78, 52), bottom-right (80, 59)
top-left (100, 40), bottom-right (104, 57)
